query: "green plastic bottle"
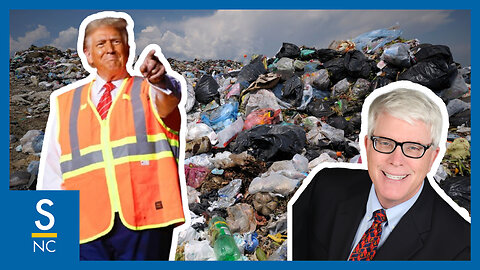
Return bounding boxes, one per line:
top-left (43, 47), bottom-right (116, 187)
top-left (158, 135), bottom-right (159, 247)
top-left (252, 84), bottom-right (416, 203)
top-left (209, 216), bottom-right (242, 261)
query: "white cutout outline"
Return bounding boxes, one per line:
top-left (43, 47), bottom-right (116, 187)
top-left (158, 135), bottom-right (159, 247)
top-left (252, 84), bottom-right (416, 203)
top-left (36, 11), bottom-right (191, 260)
top-left (286, 80), bottom-right (471, 261)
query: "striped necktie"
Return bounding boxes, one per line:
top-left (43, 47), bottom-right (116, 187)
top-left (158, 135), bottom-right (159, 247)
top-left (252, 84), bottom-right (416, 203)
top-left (96, 82), bottom-right (115, 120)
top-left (348, 209), bottom-right (387, 261)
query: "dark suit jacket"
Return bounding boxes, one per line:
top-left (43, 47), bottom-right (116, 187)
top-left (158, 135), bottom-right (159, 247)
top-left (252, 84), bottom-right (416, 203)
top-left (293, 167), bottom-right (470, 260)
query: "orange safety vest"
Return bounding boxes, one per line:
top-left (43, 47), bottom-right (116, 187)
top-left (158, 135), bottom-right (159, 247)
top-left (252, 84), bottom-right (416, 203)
top-left (56, 76), bottom-right (185, 244)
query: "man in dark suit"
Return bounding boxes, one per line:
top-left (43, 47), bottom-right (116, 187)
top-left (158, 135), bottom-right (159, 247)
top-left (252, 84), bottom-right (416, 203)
top-left (292, 82), bottom-right (470, 260)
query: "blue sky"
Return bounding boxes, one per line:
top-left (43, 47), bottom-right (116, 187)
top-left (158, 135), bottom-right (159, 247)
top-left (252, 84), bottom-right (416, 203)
top-left (10, 10), bottom-right (470, 66)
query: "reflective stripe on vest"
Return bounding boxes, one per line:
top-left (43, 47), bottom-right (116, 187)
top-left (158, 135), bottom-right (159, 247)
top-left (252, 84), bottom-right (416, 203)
top-left (60, 77), bottom-right (179, 175)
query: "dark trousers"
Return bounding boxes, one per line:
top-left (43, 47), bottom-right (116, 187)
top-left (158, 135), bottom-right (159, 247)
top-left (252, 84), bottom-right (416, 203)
top-left (80, 213), bottom-right (174, 260)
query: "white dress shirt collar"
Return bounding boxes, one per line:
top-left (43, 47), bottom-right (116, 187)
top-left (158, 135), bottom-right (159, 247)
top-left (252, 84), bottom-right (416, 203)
top-left (367, 180), bottom-right (425, 230)
top-left (91, 74), bottom-right (128, 107)
top-left (93, 74), bottom-right (127, 94)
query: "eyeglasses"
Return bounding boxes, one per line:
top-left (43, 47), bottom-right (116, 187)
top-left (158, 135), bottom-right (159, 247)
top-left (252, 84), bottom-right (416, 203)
top-left (370, 136), bottom-right (432, 159)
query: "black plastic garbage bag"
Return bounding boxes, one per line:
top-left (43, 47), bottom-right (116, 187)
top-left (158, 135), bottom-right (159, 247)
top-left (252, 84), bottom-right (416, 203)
top-left (382, 65), bottom-right (401, 80)
top-left (304, 140), bottom-right (358, 160)
top-left (304, 146), bottom-right (325, 161)
top-left (449, 109), bottom-right (471, 127)
top-left (327, 116), bottom-right (354, 137)
top-left (238, 57), bottom-right (267, 83)
top-left (398, 58), bottom-right (457, 91)
top-left (370, 76), bottom-right (392, 91)
top-left (439, 176), bottom-right (470, 213)
top-left (349, 113), bottom-right (362, 131)
top-left (230, 124), bottom-right (306, 162)
top-left (330, 140), bottom-right (359, 158)
top-left (413, 44), bottom-right (453, 64)
top-left (369, 60), bottom-right (380, 74)
top-left (275, 42), bottom-right (301, 59)
top-left (194, 74), bottom-right (220, 104)
top-left (307, 98), bottom-right (334, 118)
top-left (315, 49), bottom-right (341, 62)
top-left (343, 50), bottom-right (371, 79)
top-left (281, 75), bottom-right (303, 107)
top-left (323, 58), bottom-right (347, 84)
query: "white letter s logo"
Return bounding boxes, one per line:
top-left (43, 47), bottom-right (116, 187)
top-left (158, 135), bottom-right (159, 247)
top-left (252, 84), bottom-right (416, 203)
top-left (35, 199), bottom-right (55, 231)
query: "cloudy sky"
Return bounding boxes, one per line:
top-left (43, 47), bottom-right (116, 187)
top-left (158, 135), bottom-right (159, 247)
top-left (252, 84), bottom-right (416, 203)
top-left (10, 10), bottom-right (470, 66)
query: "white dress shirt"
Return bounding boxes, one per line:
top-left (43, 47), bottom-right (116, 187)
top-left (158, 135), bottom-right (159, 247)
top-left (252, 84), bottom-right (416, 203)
top-left (349, 181), bottom-right (424, 258)
top-left (37, 74), bottom-right (180, 190)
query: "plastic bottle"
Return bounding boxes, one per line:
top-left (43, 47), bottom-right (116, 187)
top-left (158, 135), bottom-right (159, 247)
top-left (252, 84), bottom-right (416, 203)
top-left (208, 216), bottom-right (242, 261)
top-left (216, 118), bottom-right (244, 148)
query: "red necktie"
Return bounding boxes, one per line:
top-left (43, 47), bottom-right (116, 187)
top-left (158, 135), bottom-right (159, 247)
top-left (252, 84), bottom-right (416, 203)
top-left (348, 209), bottom-right (387, 261)
top-left (96, 82), bottom-right (115, 120)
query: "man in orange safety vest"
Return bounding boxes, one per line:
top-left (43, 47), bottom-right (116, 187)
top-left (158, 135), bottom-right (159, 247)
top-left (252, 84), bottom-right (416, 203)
top-left (37, 11), bottom-right (186, 260)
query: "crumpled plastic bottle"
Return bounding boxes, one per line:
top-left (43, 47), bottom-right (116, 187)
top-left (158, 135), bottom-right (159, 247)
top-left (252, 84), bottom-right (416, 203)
top-left (208, 216), bottom-right (242, 261)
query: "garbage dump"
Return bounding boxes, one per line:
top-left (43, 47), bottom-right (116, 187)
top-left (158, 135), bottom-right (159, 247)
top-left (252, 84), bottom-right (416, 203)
top-left (9, 28), bottom-right (471, 261)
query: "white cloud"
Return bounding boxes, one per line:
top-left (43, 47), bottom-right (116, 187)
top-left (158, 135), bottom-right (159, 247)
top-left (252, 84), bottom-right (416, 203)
top-left (51, 27), bottom-right (78, 50)
top-left (141, 26), bottom-right (156, 33)
top-left (11, 10), bottom-right (457, 62)
top-left (10, 25), bottom-right (50, 55)
top-left (133, 10), bottom-right (454, 61)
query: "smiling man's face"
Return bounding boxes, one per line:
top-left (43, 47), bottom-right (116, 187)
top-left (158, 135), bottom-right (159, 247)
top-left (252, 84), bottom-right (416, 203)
top-left (365, 112), bottom-right (439, 209)
top-left (84, 25), bottom-right (129, 81)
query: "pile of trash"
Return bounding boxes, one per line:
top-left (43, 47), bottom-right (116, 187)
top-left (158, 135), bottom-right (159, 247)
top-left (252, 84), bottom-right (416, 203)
top-left (11, 45), bottom-right (88, 90)
top-left (9, 45), bottom-right (90, 189)
top-left (169, 58), bottom-right (243, 80)
top-left (177, 27), bottom-right (471, 260)
top-left (9, 28), bottom-right (471, 261)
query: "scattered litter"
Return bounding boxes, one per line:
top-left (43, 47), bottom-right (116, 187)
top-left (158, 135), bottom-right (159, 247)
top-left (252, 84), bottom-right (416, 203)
top-left (10, 31), bottom-right (470, 262)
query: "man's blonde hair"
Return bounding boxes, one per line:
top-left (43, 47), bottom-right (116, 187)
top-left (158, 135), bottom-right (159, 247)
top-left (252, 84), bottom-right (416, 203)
top-left (83, 17), bottom-right (128, 50)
